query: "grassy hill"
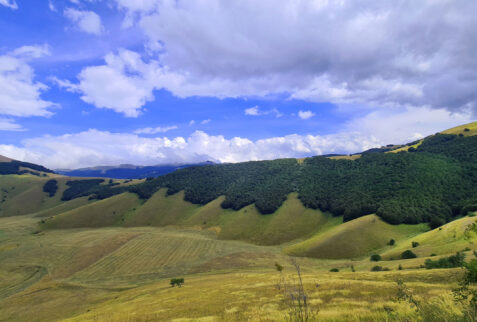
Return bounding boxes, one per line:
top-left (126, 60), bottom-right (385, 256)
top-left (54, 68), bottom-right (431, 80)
top-left (0, 175), bottom-right (68, 217)
top-left (0, 212), bottom-right (474, 321)
top-left (380, 215), bottom-right (477, 260)
top-left (442, 121), bottom-right (477, 136)
top-left (284, 215), bottom-right (428, 259)
top-left (3, 122), bottom-right (477, 320)
top-left (41, 190), bottom-right (336, 246)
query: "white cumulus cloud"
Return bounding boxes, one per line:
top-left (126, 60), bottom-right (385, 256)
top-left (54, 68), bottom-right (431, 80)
top-left (64, 8), bottom-right (104, 35)
top-left (298, 110), bottom-right (315, 120)
top-left (245, 106), bottom-right (283, 117)
top-left (57, 50), bottom-right (160, 117)
top-left (101, 0), bottom-right (477, 115)
top-left (245, 106), bottom-right (260, 116)
top-left (0, 45), bottom-right (56, 118)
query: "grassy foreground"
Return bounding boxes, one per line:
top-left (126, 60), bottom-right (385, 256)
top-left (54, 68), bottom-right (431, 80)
top-left (1, 212), bottom-right (476, 321)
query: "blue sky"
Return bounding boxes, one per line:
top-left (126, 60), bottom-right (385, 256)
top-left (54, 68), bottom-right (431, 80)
top-left (0, 0), bottom-right (475, 168)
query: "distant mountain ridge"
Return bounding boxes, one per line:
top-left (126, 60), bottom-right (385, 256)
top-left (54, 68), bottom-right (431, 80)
top-left (0, 155), bottom-right (12, 162)
top-left (55, 161), bottom-right (216, 179)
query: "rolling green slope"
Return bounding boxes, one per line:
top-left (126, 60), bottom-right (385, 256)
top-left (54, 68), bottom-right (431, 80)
top-left (41, 191), bottom-right (336, 246)
top-left (284, 214), bottom-right (428, 259)
top-left (442, 121), bottom-right (477, 136)
top-left (380, 215), bottom-right (477, 260)
top-left (42, 193), bottom-right (142, 229)
top-left (0, 176), bottom-right (71, 217)
top-left (124, 189), bottom-right (199, 227)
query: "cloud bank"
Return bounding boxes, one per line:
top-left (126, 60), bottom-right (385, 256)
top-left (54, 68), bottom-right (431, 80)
top-left (56, 0), bottom-right (477, 118)
top-left (1, 107), bottom-right (471, 169)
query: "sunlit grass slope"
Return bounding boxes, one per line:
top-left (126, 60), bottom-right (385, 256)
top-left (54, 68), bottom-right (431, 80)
top-left (381, 215), bottom-right (477, 260)
top-left (442, 121), bottom-right (477, 136)
top-left (43, 190), bottom-right (337, 246)
top-left (216, 193), bottom-right (338, 245)
top-left (0, 209), bottom-right (472, 321)
top-left (62, 269), bottom-right (464, 322)
top-left (125, 188), bottom-right (199, 227)
top-left (285, 215), bottom-right (428, 259)
top-left (42, 193), bottom-right (141, 229)
top-left (0, 175), bottom-right (72, 217)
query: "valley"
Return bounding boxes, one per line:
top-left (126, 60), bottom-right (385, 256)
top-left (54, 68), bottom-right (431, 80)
top-left (1, 122), bottom-right (477, 321)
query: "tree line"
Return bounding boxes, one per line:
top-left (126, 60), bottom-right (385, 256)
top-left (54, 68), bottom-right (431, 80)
top-left (60, 133), bottom-right (477, 227)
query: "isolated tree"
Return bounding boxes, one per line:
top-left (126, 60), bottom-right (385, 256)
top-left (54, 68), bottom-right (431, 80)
top-left (370, 254), bottom-right (381, 262)
top-left (170, 278), bottom-right (184, 287)
top-left (401, 250), bottom-right (417, 259)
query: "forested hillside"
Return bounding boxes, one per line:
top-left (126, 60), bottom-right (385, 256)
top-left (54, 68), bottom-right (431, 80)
top-left (53, 130), bottom-right (477, 227)
top-left (0, 160), bottom-right (53, 176)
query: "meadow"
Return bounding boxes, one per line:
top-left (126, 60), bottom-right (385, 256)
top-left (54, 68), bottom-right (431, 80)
top-left (1, 195), bottom-right (477, 321)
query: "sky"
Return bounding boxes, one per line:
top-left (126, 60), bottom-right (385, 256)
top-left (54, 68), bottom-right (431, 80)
top-left (0, 0), bottom-right (476, 169)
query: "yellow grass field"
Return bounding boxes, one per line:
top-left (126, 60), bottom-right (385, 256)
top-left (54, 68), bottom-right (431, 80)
top-left (2, 207), bottom-right (477, 321)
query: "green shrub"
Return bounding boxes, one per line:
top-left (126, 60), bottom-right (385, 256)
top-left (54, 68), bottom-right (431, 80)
top-left (465, 259), bottom-right (477, 283)
top-left (424, 252), bottom-right (465, 269)
top-left (370, 254), bottom-right (382, 262)
top-left (401, 250), bottom-right (417, 259)
top-left (329, 268), bottom-right (339, 272)
top-left (388, 239), bottom-right (395, 246)
top-left (371, 266), bottom-right (390, 272)
top-left (412, 241), bottom-right (419, 248)
top-left (170, 278), bottom-right (184, 287)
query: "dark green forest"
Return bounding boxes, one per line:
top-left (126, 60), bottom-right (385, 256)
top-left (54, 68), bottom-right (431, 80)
top-left (43, 179), bottom-right (58, 197)
top-left (0, 160), bottom-right (53, 175)
top-left (46, 133), bottom-right (477, 226)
